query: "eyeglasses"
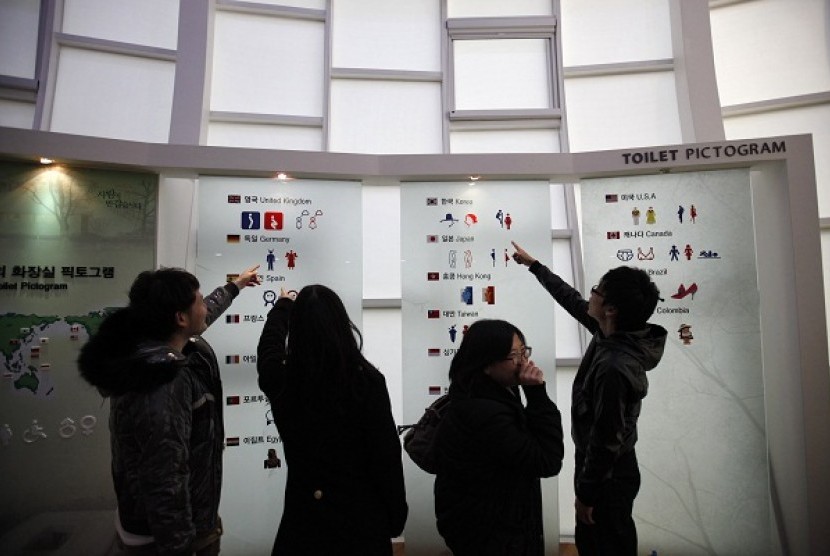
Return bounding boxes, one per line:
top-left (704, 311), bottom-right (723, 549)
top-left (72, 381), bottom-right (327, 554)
top-left (504, 346), bottom-right (532, 362)
top-left (590, 285), bottom-right (604, 297)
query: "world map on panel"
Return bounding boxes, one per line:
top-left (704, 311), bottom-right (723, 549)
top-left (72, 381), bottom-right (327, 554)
top-left (0, 311), bottom-right (111, 397)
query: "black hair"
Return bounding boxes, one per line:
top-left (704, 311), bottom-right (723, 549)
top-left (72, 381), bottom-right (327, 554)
top-left (598, 266), bottom-right (660, 331)
top-left (128, 268), bottom-right (199, 341)
top-left (448, 319), bottom-right (525, 392)
top-left (286, 284), bottom-right (374, 403)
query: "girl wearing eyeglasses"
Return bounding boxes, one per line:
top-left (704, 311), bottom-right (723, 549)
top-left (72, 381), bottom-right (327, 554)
top-left (434, 319), bottom-right (564, 556)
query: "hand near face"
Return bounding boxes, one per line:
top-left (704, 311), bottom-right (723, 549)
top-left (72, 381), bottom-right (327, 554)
top-left (517, 359), bottom-right (545, 386)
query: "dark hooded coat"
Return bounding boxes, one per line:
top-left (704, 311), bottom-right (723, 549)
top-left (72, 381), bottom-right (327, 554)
top-left (78, 284), bottom-right (238, 555)
top-left (527, 261), bottom-right (667, 506)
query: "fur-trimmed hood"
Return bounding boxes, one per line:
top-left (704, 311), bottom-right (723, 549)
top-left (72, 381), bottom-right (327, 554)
top-left (78, 308), bottom-right (186, 397)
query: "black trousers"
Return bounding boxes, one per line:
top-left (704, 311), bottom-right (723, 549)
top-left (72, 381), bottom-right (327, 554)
top-left (575, 451), bottom-right (641, 556)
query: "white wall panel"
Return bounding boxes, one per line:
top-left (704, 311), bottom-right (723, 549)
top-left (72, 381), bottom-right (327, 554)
top-left (710, 0), bottom-right (830, 106)
top-left (62, 0), bottom-right (179, 49)
top-left (549, 183), bottom-right (569, 228)
top-left (248, 0), bottom-right (325, 8)
top-left (332, 0), bottom-right (441, 71)
top-left (450, 128), bottom-right (560, 153)
top-left (448, 0), bottom-right (552, 17)
top-left (362, 308), bottom-right (404, 422)
top-left (560, 0), bottom-right (672, 67)
top-left (551, 237), bottom-right (583, 359)
top-left (363, 184), bottom-right (401, 299)
top-left (823, 230), bottom-right (830, 351)
top-left (211, 12), bottom-right (324, 116)
top-left (555, 366), bottom-right (577, 536)
top-left (207, 122), bottom-right (322, 151)
top-left (724, 105), bottom-right (830, 217)
top-left (0, 0), bottom-right (40, 78)
top-left (329, 80), bottom-right (442, 154)
top-left (453, 39), bottom-right (551, 110)
top-left (0, 100), bottom-right (35, 129)
top-left (564, 72), bottom-right (682, 152)
top-left (50, 48), bottom-right (174, 143)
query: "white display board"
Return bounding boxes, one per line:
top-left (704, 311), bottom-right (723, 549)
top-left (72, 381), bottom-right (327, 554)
top-left (581, 169), bottom-right (770, 555)
top-left (196, 176), bottom-right (362, 554)
top-left (400, 181), bottom-right (558, 554)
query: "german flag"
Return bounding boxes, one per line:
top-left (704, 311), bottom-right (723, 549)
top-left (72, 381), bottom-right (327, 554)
top-left (226, 234), bottom-right (241, 243)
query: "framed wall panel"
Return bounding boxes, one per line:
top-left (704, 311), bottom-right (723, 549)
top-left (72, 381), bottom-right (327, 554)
top-left (564, 72), bottom-right (682, 151)
top-left (560, 0), bottom-right (672, 67)
top-left (50, 48), bottom-right (175, 143)
top-left (62, 0), bottom-right (180, 49)
top-left (210, 12), bottom-right (325, 117)
top-left (331, 0), bottom-right (441, 71)
top-left (329, 79), bottom-right (443, 154)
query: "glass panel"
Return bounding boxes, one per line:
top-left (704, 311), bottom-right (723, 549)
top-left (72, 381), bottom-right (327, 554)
top-left (329, 79), bottom-right (442, 154)
top-left (247, 0), bottom-right (326, 8)
top-left (723, 104), bottom-right (830, 218)
top-left (824, 230), bottom-right (830, 351)
top-left (552, 238), bottom-right (583, 360)
top-left (62, 0), bottom-right (179, 49)
top-left (453, 39), bottom-right (550, 110)
top-left (401, 180), bottom-right (558, 553)
top-left (211, 12), bottom-right (324, 117)
top-left (50, 48), bottom-right (175, 143)
top-left (197, 177), bottom-right (363, 556)
top-left (710, 0), bottom-right (830, 106)
top-left (332, 0), bottom-right (441, 71)
top-left (561, 0), bottom-right (671, 66)
top-left (207, 122), bottom-right (322, 151)
top-left (0, 161), bottom-right (157, 555)
top-left (448, 0), bottom-right (552, 18)
top-left (564, 72), bottom-right (682, 152)
top-left (0, 0), bottom-right (40, 78)
top-left (450, 128), bottom-right (560, 153)
top-left (549, 182), bottom-right (568, 229)
top-left (580, 170), bottom-right (771, 555)
top-left (363, 185), bottom-right (401, 299)
top-left (0, 99), bottom-right (35, 129)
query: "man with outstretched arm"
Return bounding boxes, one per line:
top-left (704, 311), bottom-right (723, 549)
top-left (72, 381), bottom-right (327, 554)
top-left (511, 242), bottom-right (666, 556)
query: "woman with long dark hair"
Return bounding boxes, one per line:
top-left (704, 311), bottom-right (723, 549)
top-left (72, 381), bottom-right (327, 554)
top-left (434, 319), bottom-right (564, 556)
top-left (257, 285), bottom-right (408, 555)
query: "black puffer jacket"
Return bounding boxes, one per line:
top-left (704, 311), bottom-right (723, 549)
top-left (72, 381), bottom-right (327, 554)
top-left (78, 284), bottom-right (237, 555)
top-left (527, 261), bottom-right (667, 505)
top-left (434, 377), bottom-right (564, 556)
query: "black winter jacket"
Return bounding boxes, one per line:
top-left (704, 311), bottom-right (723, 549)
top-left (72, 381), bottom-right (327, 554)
top-left (434, 376), bottom-right (564, 556)
top-left (78, 284), bottom-right (238, 555)
top-left (257, 297), bottom-right (408, 556)
top-left (527, 261), bottom-right (667, 505)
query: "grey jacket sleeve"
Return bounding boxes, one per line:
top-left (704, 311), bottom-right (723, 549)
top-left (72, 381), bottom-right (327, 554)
top-left (203, 283), bottom-right (239, 328)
